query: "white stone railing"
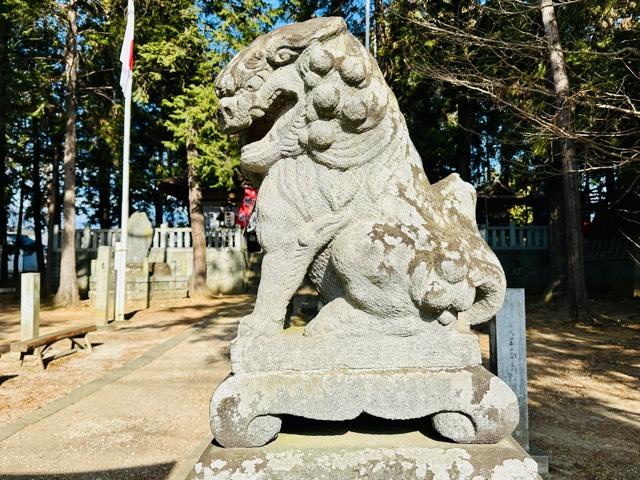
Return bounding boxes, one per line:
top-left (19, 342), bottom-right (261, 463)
top-left (51, 226), bottom-right (121, 252)
top-left (206, 226), bottom-right (244, 249)
top-left (53, 224), bottom-right (547, 252)
top-left (52, 225), bottom-right (244, 252)
top-left (153, 225), bottom-right (192, 249)
top-left (479, 224), bottom-right (549, 250)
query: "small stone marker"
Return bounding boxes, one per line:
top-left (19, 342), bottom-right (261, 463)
top-left (94, 246), bottom-right (112, 326)
top-left (490, 288), bottom-right (529, 450)
top-left (20, 273), bottom-right (40, 341)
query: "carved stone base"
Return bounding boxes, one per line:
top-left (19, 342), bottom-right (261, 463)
top-left (190, 431), bottom-right (541, 480)
top-left (230, 326), bottom-right (481, 373)
top-left (210, 366), bottom-right (519, 448)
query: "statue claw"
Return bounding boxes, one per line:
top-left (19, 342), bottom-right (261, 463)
top-left (237, 313), bottom-right (283, 338)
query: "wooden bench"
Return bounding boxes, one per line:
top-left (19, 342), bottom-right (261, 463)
top-left (10, 324), bottom-right (96, 370)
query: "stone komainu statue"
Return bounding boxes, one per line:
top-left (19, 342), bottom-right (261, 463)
top-left (210, 17), bottom-right (521, 453)
top-left (216, 17), bottom-right (506, 339)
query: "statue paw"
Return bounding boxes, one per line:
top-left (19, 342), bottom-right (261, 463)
top-left (431, 412), bottom-right (477, 443)
top-left (237, 313), bottom-right (283, 338)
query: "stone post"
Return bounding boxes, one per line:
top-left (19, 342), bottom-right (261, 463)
top-left (490, 288), bottom-right (529, 450)
top-left (94, 246), bottom-right (112, 326)
top-left (81, 225), bottom-right (91, 249)
top-left (20, 273), bottom-right (40, 340)
top-left (114, 240), bottom-right (127, 322)
top-left (160, 222), bottom-right (168, 262)
top-left (509, 222), bottom-right (517, 248)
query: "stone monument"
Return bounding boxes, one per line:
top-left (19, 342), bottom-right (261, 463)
top-left (127, 211), bottom-right (154, 263)
top-left (125, 211), bottom-right (152, 310)
top-left (196, 17), bottom-right (540, 479)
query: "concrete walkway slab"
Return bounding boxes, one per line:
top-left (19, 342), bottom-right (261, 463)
top-left (0, 309), bottom-right (245, 479)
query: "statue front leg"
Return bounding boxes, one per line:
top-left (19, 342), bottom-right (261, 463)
top-left (238, 244), bottom-right (316, 337)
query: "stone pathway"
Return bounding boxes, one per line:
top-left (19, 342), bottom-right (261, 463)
top-left (0, 302), bottom-right (250, 480)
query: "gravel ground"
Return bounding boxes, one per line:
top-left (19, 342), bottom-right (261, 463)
top-left (0, 296), bottom-right (252, 479)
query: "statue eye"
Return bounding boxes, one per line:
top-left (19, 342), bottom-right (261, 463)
top-left (268, 47), bottom-right (301, 66)
top-left (244, 77), bottom-right (264, 92)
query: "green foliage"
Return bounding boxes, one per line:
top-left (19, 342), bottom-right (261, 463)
top-left (164, 77), bottom-right (239, 189)
top-left (156, 0), bottom-right (279, 189)
top-left (1, 0), bottom-right (637, 238)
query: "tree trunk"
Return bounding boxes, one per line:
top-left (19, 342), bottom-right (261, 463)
top-left (456, 95), bottom-right (472, 182)
top-left (55, 0), bottom-right (80, 306)
top-left (45, 126), bottom-right (61, 296)
top-left (154, 186), bottom-right (164, 226)
top-left (0, 6), bottom-right (9, 283)
top-left (187, 139), bottom-right (209, 298)
top-left (154, 145), bottom-right (164, 226)
top-left (97, 142), bottom-right (111, 229)
top-left (541, 0), bottom-right (591, 320)
top-left (32, 117), bottom-right (45, 274)
top-left (544, 148), bottom-right (566, 303)
top-left (13, 179), bottom-right (25, 280)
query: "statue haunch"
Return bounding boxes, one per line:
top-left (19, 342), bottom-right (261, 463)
top-left (215, 17), bottom-right (506, 338)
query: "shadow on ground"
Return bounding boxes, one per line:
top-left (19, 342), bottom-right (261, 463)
top-left (1, 462), bottom-right (175, 480)
top-left (122, 298), bottom-right (254, 335)
top-left (0, 374), bottom-right (18, 386)
top-left (524, 298), bottom-right (640, 479)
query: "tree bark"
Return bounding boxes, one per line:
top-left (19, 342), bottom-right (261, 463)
top-left (32, 117), bottom-right (45, 274)
top-left (0, 5), bottom-right (9, 282)
top-left (154, 145), bottom-right (164, 226)
top-left (55, 0), bottom-right (80, 306)
top-left (97, 141), bottom-right (111, 229)
top-left (456, 94), bottom-right (472, 182)
top-left (45, 125), bottom-right (61, 296)
top-left (187, 139), bottom-right (209, 298)
top-left (544, 148), bottom-right (566, 302)
top-left (13, 179), bottom-right (25, 280)
top-left (541, 0), bottom-right (591, 320)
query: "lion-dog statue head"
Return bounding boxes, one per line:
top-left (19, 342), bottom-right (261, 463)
top-left (214, 17), bottom-right (506, 338)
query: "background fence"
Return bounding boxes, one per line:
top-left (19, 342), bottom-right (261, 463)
top-left (52, 224), bottom-right (244, 252)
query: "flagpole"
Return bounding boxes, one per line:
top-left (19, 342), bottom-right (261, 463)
top-left (365, 0), bottom-right (370, 51)
top-left (115, 83), bottom-right (131, 322)
top-left (115, 0), bottom-right (134, 322)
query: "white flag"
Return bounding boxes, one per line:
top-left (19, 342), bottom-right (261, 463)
top-left (119, 0), bottom-right (135, 97)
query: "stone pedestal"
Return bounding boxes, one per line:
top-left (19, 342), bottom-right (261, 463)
top-left (230, 326), bottom-right (481, 373)
top-left (211, 366), bottom-right (519, 449)
top-left (212, 326), bottom-right (519, 450)
top-left (189, 426), bottom-right (541, 480)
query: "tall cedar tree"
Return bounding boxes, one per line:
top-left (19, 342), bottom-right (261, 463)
top-left (55, 0), bottom-right (80, 306)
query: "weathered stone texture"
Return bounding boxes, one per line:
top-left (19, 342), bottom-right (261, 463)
top-left (189, 433), bottom-right (541, 480)
top-left (214, 16), bottom-right (506, 339)
top-left (211, 367), bottom-right (519, 449)
top-left (230, 326), bottom-right (481, 373)
top-left (127, 211), bottom-right (154, 264)
top-left (208, 16), bottom-right (520, 454)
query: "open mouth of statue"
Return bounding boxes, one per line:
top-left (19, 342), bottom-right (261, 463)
top-left (239, 90), bottom-right (297, 151)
